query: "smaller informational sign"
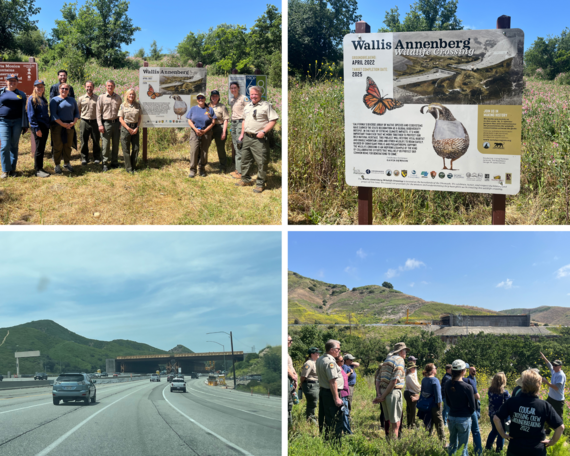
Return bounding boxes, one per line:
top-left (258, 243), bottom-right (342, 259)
top-left (14, 351), bottom-right (40, 358)
top-left (139, 67), bottom-right (207, 128)
top-left (228, 74), bottom-right (268, 103)
top-left (0, 62), bottom-right (38, 97)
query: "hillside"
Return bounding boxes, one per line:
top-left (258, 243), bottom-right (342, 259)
top-left (501, 306), bottom-right (570, 326)
top-left (168, 344), bottom-right (194, 354)
top-left (0, 320), bottom-right (168, 375)
top-left (289, 271), bottom-right (499, 324)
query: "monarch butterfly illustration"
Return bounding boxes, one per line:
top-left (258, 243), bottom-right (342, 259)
top-left (362, 76), bottom-right (403, 115)
top-left (147, 84), bottom-right (163, 99)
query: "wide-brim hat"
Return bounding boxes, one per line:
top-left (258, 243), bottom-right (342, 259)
top-left (553, 360), bottom-right (563, 366)
top-left (389, 342), bottom-right (409, 355)
top-left (407, 363), bottom-right (417, 370)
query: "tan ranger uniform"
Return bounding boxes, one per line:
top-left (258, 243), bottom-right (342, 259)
top-left (96, 92), bottom-right (122, 167)
top-left (301, 359), bottom-right (319, 420)
top-left (210, 103), bottom-right (230, 172)
top-left (229, 94), bottom-right (247, 174)
top-left (77, 93), bottom-right (101, 163)
top-left (240, 100), bottom-right (278, 188)
top-left (118, 102), bottom-right (142, 173)
top-left (316, 353), bottom-right (344, 439)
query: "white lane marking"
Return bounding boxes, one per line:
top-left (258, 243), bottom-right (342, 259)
top-left (161, 386), bottom-right (254, 456)
top-left (0, 402), bottom-right (51, 414)
top-left (35, 383), bottom-right (151, 456)
top-left (185, 385), bottom-right (280, 421)
top-left (188, 382), bottom-right (280, 410)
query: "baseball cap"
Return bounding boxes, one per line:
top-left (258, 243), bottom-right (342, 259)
top-left (196, 93), bottom-right (205, 98)
top-left (34, 79), bottom-right (45, 86)
top-left (408, 356), bottom-right (418, 362)
top-left (553, 360), bottom-right (563, 366)
top-left (307, 347), bottom-right (321, 354)
top-left (452, 359), bottom-right (466, 370)
top-left (6, 74), bottom-right (18, 81)
top-left (344, 354), bottom-right (356, 360)
top-left (464, 363), bottom-right (470, 369)
top-left (210, 90), bottom-right (220, 96)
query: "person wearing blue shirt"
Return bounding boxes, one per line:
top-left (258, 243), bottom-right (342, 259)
top-left (464, 363), bottom-right (482, 455)
top-left (343, 353), bottom-right (359, 411)
top-left (50, 83), bottom-right (80, 174)
top-left (441, 364), bottom-right (452, 426)
top-left (49, 70), bottom-right (75, 100)
top-left (541, 352), bottom-right (566, 433)
top-left (0, 74), bottom-right (29, 178)
top-left (186, 93), bottom-right (216, 178)
top-left (27, 80), bottom-right (51, 177)
top-left (419, 363), bottom-right (445, 444)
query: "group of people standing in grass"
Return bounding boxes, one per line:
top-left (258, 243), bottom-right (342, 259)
top-left (289, 337), bottom-right (566, 456)
top-left (0, 70), bottom-right (278, 193)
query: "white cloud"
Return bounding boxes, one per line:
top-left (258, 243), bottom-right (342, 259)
top-left (345, 266), bottom-right (357, 275)
top-left (496, 279), bottom-right (514, 289)
top-left (356, 248), bottom-right (367, 259)
top-left (385, 258), bottom-right (425, 278)
top-left (409, 283), bottom-right (415, 288)
top-left (556, 265), bottom-right (570, 279)
top-left (421, 281), bottom-right (429, 285)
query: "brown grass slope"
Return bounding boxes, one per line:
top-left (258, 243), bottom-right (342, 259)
top-left (501, 306), bottom-right (570, 326)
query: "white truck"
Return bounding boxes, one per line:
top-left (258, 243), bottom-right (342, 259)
top-left (170, 377), bottom-right (186, 393)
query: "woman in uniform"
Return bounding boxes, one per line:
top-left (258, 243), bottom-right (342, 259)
top-left (228, 82), bottom-right (247, 179)
top-left (208, 90), bottom-right (229, 173)
top-left (300, 347), bottom-right (320, 422)
top-left (27, 80), bottom-right (50, 177)
top-left (118, 89), bottom-right (142, 174)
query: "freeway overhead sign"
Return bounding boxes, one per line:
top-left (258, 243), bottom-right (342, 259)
top-left (15, 351), bottom-right (40, 358)
top-left (344, 29), bottom-right (524, 195)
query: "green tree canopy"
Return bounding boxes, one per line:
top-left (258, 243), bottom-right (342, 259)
top-left (0, 0), bottom-right (40, 55)
top-left (382, 281), bottom-right (394, 289)
top-left (379, 0), bottom-right (463, 32)
top-left (288, 0), bottom-right (361, 74)
top-left (525, 28), bottom-right (570, 79)
top-left (148, 40), bottom-right (162, 61)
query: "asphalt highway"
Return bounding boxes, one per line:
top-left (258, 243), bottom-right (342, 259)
top-left (0, 378), bottom-right (281, 456)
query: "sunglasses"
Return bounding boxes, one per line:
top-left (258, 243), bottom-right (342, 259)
top-left (197, 97), bottom-right (205, 100)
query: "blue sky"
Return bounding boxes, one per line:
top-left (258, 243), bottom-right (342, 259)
top-left (289, 231), bottom-right (570, 312)
top-left (356, 0), bottom-right (569, 51)
top-left (32, 0), bottom-right (281, 56)
top-left (0, 232), bottom-right (282, 353)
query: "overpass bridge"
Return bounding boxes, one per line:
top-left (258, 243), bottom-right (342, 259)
top-left (108, 351), bottom-right (244, 374)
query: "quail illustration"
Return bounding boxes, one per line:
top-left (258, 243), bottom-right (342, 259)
top-left (170, 95), bottom-right (188, 120)
top-left (420, 103), bottom-right (469, 170)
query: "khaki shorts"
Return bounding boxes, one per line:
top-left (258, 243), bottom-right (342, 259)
top-left (381, 389), bottom-right (403, 423)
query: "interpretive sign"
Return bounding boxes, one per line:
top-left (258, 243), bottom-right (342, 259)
top-left (344, 29), bottom-right (524, 194)
top-left (228, 74), bottom-right (268, 102)
top-left (139, 67), bottom-right (207, 127)
top-left (0, 62), bottom-right (37, 97)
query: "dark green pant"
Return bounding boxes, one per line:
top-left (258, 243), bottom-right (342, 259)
top-left (318, 387), bottom-right (343, 441)
top-left (120, 126), bottom-right (139, 172)
top-left (212, 124), bottom-right (227, 171)
top-left (302, 381), bottom-right (319, 420)
top-left (231, 120), bottom-right (242, 174)
top-left (101, 120), bottom-right (120, 165)
top-left (80, 119), bottom-right (101, 162)
top-left (241, 134), bottom-right (269, 187)
top-left (51, 124), bottom-right (74, 165)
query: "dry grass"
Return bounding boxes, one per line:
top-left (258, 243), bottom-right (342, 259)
top-left (0, 137), bottom-right (281, 225)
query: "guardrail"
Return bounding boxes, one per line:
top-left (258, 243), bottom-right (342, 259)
top-left (0, 375), bottom-right (154, 390)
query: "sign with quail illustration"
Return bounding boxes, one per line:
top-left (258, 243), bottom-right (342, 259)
top-left (139, 67), bottom-right (207, 127)
top-left (344, 29), bottom-right (524, 194)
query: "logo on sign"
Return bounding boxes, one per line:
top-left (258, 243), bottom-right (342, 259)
top-left (401, 170), bottom-right (407, 177)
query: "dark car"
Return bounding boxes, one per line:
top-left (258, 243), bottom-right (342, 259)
top-left (167, 374), bottom-right (174, 382)
top-left (101, 372), bottom-right (108, 377)
top-left (52, 373), bottom-right (96, 405)
top-left (34, 372), bottom-right (48, 380)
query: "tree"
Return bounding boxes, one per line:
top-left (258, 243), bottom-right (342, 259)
top-left (249, 4), bottom-right (281, 78)
top-left (203, 24), bottom-right (250, 74)
top-left (379, 0), bottom-right (463, 33)
top-left (0, 0), bottom-right (40, 55)
top-left (382, 281), bottom-right (394, 289)
top-left (51, 0), bottom-right (140, 68)
top-left (148, 40), bottom-right (162, 61)
top-left (525, 29), bottom-right (570, 80)
top-left (14, 29), bottom-right (47, 57)
top-left (133, 47), bottom-right (145, 58)
top-left (288, 0), bottom-right (361, 75)
top-left (177, 31), bottom-right (207, 65)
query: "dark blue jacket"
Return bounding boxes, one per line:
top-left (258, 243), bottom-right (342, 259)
top-left (0, 87), bottom-right (29, 128)
top-left (27, 96), bottom-right (50, 132)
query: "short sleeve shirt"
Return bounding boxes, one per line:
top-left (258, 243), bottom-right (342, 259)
top-left (342, 364), bottom-right (356, 386)
top-left (186, 105), bottom-right (216, 130)
top-left (496, 393), bottom-right (564, 455)
top-left (243, 101), bottom-right (279, 134)
top-left (77, 93), bottom-right (98, 120)
top-left (96, 92), bottom-right (122, 126)
top-left (301, 359), bottom-right (318, 382)
top-left (378, 355), bottom-right (405, 390)
top-left (547, 363), bottom-right (566, 401)
top-left (229, 94), bottom-right (247, 121)
top-left (316, 353), bottom-right (344, 390)
top-left (118, 102), bottom-right (142, 124)
top-left (209, 103), bottom-right (229, 125)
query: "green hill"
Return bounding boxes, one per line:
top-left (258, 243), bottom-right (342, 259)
top-left (168, 344), bottom-right (194, 354)
top-left (289, 271), bottom-right (499, 324)
top-left (0, 320), bottom-right (168, 375)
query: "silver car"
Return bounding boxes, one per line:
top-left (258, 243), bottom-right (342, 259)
top-left (52, 373), bottom-right (96, 405)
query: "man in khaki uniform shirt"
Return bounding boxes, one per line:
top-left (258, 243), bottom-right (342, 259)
top-left (96, 80), bottom-right (122, 171)
top-left (237, 86), bottom-right (278, 193)
top-left (300, 347), bottom-right (320, 422)
top-left (77, 81), bottom-right (101, 165)
top-left (316, 339), bottom-right (345, 440)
